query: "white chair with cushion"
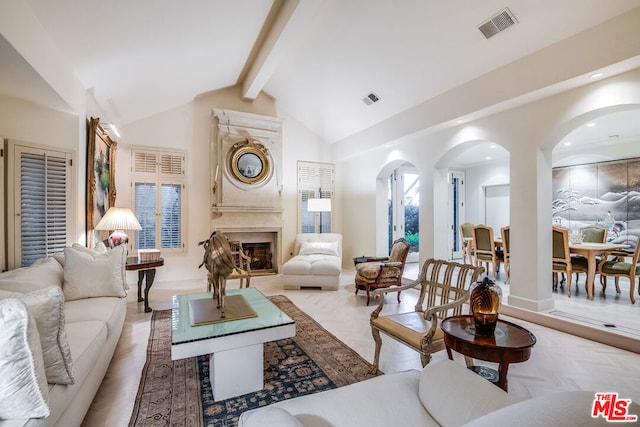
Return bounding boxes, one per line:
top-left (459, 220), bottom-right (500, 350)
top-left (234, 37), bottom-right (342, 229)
top-left (282, 233), bottom-right (342, 291)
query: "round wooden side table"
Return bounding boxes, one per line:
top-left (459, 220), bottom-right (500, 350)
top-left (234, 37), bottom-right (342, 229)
top-left (440, 315), bottom-right (536, 391)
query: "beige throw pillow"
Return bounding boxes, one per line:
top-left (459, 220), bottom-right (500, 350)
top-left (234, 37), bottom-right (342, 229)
top-left (0, 298), bottom-right (50, 419)
top-left (0, 286), bottom-right (75, 384)
top-left (0, 257), bottom-right (64, 294)
top-left (63, 244), bottom-right (127, 301)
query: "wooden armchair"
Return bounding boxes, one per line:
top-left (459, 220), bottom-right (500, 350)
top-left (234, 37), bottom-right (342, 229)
top-left (572, 225), bottom-right (607, 285)
top-left (552, 226), bottom-right (587, 296)
top-left (460, 222), bottom-right (475, 264)
top-left (370, 259), bottom-right (484, 370)
top-left (355, 238), bottom-right (411, 305)
top-left (598, 242), bottom-right (640, 304)
top-left (226, 240), bottom-right (252, 289)
top-left (473, 224), bottom-right (503, 280)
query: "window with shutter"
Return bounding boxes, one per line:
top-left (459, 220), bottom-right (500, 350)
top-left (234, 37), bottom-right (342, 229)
top-left (7, 143), bottom-right (72, 268)
top-left (297, 161), bottom-right (335, 233)
top-left (131, 148), bottom-right (185, 252)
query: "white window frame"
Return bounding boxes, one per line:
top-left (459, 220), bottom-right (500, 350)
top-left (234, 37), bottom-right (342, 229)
top-left (131, 147), bottom-right (186, 253)
top-left (297, 161), bottom-right (335, 233)
top-left (6, 140), bottom-right (75, 269)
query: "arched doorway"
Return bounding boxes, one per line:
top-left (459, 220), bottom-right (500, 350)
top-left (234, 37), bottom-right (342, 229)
top-left (387, 163), bottom-right (420, 263)
top-left (436, 140), bottom-right (510, 264)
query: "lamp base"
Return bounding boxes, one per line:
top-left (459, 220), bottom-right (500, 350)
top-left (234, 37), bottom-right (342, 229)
top-left (109, 230), bottom-right (129, 247)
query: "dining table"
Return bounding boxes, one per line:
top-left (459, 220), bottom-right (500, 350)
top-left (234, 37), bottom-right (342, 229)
top-left (568, 242), bottom-right (628, 300)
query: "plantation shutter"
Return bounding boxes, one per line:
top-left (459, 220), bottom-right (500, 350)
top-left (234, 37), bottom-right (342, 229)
top-left (11, 145), bottom-right (71, 267)
top-left (297, 161), bottom-right (335, 233)
top-left (132, 148), bottom-right (185, 252)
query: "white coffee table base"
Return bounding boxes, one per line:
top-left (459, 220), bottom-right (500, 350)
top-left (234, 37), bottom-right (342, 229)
top-left (210, 344), bottom-right (263, 401)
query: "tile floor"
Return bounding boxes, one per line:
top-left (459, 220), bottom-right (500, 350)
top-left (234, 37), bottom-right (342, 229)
top-left (81, 265), bottom-right (640, 426)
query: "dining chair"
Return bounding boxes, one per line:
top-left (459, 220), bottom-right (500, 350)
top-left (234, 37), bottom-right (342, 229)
top-left (500, 226), bottom-right (510, 283)
top-left (552, 226), bottom-right (587, 297)
top-left (472, 224), bottom-right (503, 280)
top-left (460, 222), bottom-right (475, 264)
top-left (598, 242), bottom-right (640, 304)
top-left (571, 225), bottom-right (608, 286)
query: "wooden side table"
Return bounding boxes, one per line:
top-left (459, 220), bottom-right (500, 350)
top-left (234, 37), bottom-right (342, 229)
top-left (441, 315), bottom-right (536, 391)
top-left (126, 257), bottom-right (164, 313)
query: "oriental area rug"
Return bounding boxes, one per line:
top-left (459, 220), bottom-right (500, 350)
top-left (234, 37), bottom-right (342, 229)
top-left (129, 295), bottom-right (381, 427)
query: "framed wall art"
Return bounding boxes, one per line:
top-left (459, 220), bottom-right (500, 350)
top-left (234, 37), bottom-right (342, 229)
top-left (86, 117), bottom-right (117, 247)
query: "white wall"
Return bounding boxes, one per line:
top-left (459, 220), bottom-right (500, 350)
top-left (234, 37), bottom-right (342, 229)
top-left (338, 68), bottom-right (640, 313)
top-left (116, 86), bottom-right (330, 282)
top-left (464, 159), bottom-right (510, 226)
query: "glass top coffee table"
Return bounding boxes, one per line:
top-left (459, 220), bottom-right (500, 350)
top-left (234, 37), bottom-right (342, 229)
top-left (171, 287), bottom-right (295, 401)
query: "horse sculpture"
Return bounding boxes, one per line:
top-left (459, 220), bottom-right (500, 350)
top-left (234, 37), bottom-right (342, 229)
top-left (198, 231), bottom-right (235, 318)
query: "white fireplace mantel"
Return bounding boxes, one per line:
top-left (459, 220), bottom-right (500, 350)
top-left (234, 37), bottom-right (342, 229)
top-left (210, 108), bottom-right (284, 272)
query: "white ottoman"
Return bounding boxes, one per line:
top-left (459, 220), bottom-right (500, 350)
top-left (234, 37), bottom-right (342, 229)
top-left (282, 233), bottom-right (342, 291)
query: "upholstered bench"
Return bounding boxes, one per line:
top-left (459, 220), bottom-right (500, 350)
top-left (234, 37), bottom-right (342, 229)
top-left (282, 233), bottom-right (342, 291)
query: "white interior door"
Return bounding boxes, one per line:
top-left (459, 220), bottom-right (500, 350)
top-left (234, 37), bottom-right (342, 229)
top-left (449, 171), bottom-right (465, 260)
top-left (389, 166), bottom-right (419, 263)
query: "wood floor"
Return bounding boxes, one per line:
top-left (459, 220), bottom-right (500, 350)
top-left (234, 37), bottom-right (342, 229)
top-left (82, 266), bottom-right (640, 426)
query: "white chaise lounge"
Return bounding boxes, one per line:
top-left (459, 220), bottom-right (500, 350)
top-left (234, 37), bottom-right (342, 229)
top-left (282, 233), bottom-right (342, 291)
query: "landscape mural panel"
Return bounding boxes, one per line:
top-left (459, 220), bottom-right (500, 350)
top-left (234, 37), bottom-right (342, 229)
top-left (552, 157), bottom-right (640, 253)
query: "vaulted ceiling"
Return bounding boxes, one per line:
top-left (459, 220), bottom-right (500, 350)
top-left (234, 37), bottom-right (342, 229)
top-left (2, 0), bottom-right (640, 160)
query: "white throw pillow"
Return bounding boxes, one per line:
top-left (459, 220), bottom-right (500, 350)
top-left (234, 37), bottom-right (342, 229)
top-left (298, 241), bottom-right (339, 256)
top-left (0, 298), bottom-right (50, 419)
top-left (0, 257), bottom-right (64, 294)
top-left (239, 407), bottom-right (303, 427)
top-left (418, 360), bottom-right (517, 426)
top-left (63, 244), bottom-right (127, 301)
top-left (0, 286), bottom-right (75, 384)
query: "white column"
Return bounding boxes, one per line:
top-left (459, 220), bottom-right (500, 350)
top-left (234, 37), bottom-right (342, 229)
top-left (508, 143), bottom-right (555, 311)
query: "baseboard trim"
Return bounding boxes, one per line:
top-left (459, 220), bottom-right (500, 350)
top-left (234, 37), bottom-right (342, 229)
top-left (502, 303), bottom-right (640, 355)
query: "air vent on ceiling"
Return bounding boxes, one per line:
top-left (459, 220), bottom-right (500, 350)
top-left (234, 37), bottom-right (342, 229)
top-left (362, 92), bottom-right (380, 106)
top-left (478, 8), bottom-right (517, 39)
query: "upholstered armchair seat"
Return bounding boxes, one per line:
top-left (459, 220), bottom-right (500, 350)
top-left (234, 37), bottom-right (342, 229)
top-left (598, 242), bottom-right (640, 304)
top-left (370, 312), bottom-right (443, 349)
top-left (356, 261), bottom-right (403, 281)
top-left (355, 238), bottom-right (410, 305)
top-left (601, 261), bottom-right (640, 275)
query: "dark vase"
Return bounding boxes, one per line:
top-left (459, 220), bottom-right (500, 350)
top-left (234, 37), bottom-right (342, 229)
top-left (469, 276), bottom-right (502, 336)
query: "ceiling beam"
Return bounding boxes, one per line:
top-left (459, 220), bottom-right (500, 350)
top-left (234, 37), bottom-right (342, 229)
top-left (241, 0), bottom-right (320, 100)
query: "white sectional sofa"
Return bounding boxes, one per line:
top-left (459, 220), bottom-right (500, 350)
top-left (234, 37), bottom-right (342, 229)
top-left (0, 245), bottom-right (127, 427)
top-left (239, 359), bottom-right (638, 427)
top-left (282, 233), bottom-right (342, 291)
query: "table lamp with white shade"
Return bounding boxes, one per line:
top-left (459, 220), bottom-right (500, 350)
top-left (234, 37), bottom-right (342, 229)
top-left (94, 207), bottom-right (142, 247)
top-left (307, 196), bottom-right (332, 233)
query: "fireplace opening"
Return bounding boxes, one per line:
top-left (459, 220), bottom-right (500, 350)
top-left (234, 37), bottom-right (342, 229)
top-left (242, 242), bottom-right (275, 275)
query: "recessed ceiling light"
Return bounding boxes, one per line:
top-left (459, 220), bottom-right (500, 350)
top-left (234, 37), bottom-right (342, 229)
top-left (456, 119), bottom-right (464, 124)
top-left (586, 122), bottom-right (596, 128)
top-left (485, 156), bottom-right (492, 161)
top-left (590, 72), bottom-right (604, 79)
top-left (489, 144), bottom-right (496, 149)
top-left (563, 141), bottom-right (572, 146)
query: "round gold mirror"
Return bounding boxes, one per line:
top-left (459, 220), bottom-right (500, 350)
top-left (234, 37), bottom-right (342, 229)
top-left (229, 140), bottom-right (270, 184)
